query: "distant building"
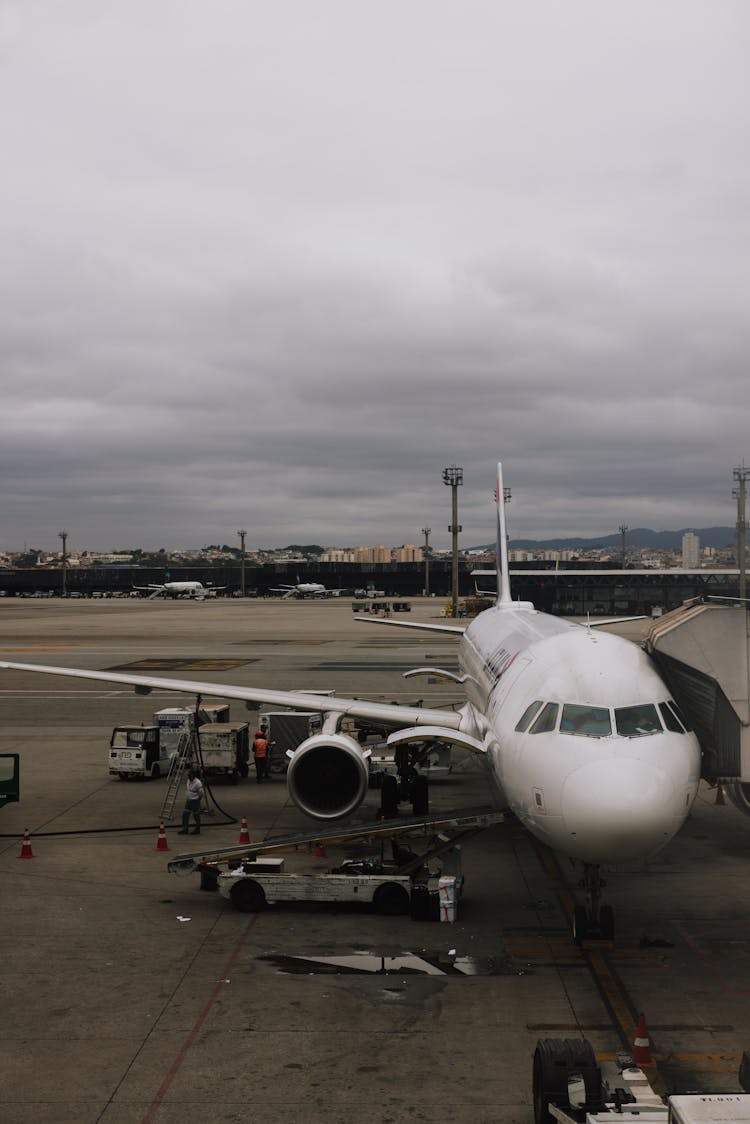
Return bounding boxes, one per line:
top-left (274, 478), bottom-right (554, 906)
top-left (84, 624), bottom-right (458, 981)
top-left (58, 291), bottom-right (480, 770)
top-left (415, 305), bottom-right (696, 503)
top-left (393, 544), bottom-right (423, 563)
top-left (682, 532), bottom-right (700, 568)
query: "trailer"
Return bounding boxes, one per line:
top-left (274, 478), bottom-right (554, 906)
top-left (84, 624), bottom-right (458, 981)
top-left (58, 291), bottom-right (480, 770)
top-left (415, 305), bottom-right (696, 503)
top-left (258, 710), bottom-right (323, 775)
top-left (168, 806), bottom-right (504, 919)
top-left (153, 703), bottom-right (230, 756)
top-left (197, 722), bottom-right (249, 783)
top-left (532, 1037), bottom-right (750, 1124)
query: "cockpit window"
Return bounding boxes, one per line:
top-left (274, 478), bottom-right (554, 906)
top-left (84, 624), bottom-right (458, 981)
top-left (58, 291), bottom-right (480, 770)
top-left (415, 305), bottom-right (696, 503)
top-left (659, 701), bottom-right (685, 733)
top-left (666, 699), bottom-right (692, 731)
top-left (530, 702), bottom-right (559, 734)
top-left (515, 700), bottom-right (544, 733)
top-left (560, 704), bottom-right (612, 737)
top-left (615, 704), bottom-right (662, 737)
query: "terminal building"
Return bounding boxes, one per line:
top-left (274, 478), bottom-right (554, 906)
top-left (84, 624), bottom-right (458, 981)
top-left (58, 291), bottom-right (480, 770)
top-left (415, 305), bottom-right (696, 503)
top-left (0, 559), bottom-right (745, 615)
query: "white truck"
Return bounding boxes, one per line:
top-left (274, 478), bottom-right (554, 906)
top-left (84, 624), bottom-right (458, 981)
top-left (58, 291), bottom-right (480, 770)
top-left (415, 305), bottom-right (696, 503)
top-left (109, 726), bottom-right (174, 780)
top-left (197, 722), bottom-right (250, 783)
top-left (218, 855), bottom-right (459, 918)
top-left (532, 1037), bottom-right (750, 1124)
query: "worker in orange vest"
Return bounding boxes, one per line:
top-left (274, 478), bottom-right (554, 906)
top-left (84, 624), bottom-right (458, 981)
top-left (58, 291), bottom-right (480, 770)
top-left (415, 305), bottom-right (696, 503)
top-left (253, 728), bottom-right (270, 783)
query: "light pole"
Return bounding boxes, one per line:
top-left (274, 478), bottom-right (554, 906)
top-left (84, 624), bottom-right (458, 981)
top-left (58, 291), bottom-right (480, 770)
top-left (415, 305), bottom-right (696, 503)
top-left (421, 527), bottom-right (431, 596)
top-left (733, 464), bottom-right (748, 601)
top-left (619, 525), bottom-right (628, 571)
top-left (58, 530), bottom-right (68, 598)
top-left (442, 465), bottom-right (463, 617)
top-left (237, 529), bottom-right (247, 597)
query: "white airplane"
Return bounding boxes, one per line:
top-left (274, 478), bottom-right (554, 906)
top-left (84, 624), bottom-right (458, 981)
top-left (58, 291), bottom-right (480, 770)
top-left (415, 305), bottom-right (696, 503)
top-left (133, 581), bottom-right (225, 601)
top-left (269, 581), bottom-right (344, 599)
top-left (1, 464), bottom-right (702, 942)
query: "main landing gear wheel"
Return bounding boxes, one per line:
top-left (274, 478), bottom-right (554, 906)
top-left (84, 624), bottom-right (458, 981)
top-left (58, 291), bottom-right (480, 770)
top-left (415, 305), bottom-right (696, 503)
top-left (230, 879), bottom-right (266, 913)
top-left (374, 882), bottom-right (410, 916)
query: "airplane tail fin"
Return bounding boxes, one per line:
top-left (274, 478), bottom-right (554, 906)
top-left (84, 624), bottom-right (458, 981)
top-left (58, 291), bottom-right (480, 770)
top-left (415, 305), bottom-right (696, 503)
top-left (495, 463), bottom-right (512, 606)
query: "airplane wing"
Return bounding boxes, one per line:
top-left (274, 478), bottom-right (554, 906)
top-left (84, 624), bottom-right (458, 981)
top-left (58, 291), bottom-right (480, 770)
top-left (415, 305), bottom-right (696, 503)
top-left (354, 616), bottom-right (465, 636)
top-left (0, 659), bottom-right (465, 732)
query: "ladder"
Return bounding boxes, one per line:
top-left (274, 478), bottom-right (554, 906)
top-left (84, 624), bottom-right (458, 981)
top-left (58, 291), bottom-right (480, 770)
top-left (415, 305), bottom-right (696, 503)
top-left (159, 732), bottom-right (194, 823)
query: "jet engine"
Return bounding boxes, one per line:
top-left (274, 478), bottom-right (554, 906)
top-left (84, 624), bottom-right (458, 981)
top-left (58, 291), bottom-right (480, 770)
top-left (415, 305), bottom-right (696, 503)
top-left (286, 732), bottom-right (371, 820)
top-left (726, 781), bottom-right (750, 817)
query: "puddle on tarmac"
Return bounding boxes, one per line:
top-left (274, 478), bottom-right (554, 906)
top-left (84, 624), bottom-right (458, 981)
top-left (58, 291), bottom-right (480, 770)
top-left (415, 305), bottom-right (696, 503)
top-left (258, 949), bottom-right (527, 976)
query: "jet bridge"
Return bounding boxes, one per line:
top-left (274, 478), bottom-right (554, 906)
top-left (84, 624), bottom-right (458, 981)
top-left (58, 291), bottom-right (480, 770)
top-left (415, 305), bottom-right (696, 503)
top-left (644, 599), bottom-right (750, 813)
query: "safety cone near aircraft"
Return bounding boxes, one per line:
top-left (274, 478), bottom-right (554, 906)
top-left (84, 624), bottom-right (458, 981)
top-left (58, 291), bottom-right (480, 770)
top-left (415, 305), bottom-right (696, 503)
top-left (238, 817), bottom-right (251, 845)
top-left (155, 824), bottom-right (170, 852)
top-left (18, 829), bottom-right (34, 859)
top-left (715, 782), bottom-right (726, 805)
top-left (632, 1012), bottom-right (655, 1068)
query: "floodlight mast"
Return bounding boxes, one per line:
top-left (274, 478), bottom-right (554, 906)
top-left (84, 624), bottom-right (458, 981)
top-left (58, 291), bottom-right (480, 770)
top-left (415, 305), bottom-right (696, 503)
top-left (58, 530), bottom-right (68, 598)
top-left (442, 466), bottom-right (463, 618)
top-left (238, 529), bottom-right (247, 596)
top-left (421, 527), bottom-right (431, 597)
top-left (619, 525), bottom-right (628, 571)
top-left (733, 463), bottom-right (748, 601)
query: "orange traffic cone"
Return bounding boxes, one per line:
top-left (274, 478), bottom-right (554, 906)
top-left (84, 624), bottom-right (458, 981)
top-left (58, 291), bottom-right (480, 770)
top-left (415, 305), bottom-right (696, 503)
top-left (632, 1012), bottom-right (655, 1068)
top-left (314, 842), bottom-right (327, 859)
top-left (18, 829), bottom-right (34, 859)
top-left (715, 783), bottom-right (726, 805)
top-left (155, 823), bottom-right (170, 852)
top-left (238, 817), bottom-right (251, 844)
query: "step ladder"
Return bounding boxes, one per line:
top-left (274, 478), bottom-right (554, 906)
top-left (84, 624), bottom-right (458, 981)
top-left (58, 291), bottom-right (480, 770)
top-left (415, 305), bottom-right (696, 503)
top-left (160, 732), bottom-right (194, 823)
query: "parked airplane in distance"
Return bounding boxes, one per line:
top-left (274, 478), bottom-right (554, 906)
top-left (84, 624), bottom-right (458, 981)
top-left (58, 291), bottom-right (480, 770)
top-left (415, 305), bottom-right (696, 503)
top-left (1, 464), bottom-right (704, 943)
top-left (269, 581), bottom-right (344, 599)
top-left (133, 581), bottom-right (225, 600)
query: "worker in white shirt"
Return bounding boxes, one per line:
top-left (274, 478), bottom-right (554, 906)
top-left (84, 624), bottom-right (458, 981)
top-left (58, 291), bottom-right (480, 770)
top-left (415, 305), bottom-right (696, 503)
top-left (178, 769), bottom-right (204, 834)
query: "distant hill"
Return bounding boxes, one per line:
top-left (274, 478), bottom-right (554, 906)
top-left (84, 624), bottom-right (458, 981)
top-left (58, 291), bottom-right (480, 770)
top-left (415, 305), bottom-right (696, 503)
top-left (473, 527), bottom-right (737, 551)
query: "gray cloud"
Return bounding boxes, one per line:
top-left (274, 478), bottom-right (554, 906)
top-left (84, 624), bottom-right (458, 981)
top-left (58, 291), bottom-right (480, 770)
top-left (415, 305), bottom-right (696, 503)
top-left (1, 1), bottom-right (748, 551)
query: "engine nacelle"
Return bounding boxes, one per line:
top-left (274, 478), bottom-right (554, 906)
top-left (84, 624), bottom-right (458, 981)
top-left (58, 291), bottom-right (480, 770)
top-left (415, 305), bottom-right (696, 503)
top-left (286, 732), bottom-right (371, 821)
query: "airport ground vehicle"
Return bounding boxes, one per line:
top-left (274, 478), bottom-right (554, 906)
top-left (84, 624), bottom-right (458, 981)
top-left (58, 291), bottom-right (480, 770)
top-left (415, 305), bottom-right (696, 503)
top-left (153, 704), bottom-right (230, 756)
top-left (109, 726), bottom-right (173, 779)
top-left (169, 807), bottom-right (504, 917)
top-left (196, 722), bottom-right (249, 783)
top-left (532, 1037), bottom-right (750, 1124)
top-left (218, 860), bottom-right (458, 917)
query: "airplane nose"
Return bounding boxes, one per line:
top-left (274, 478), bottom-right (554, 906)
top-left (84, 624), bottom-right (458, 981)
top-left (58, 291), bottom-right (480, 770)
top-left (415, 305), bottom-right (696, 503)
top-left (561, 758), bottom-right (680, 863)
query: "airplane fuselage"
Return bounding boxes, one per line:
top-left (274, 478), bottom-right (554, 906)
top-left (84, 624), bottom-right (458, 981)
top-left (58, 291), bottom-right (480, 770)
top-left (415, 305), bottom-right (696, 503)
top-left (457, 603), bottom-right (702, 864)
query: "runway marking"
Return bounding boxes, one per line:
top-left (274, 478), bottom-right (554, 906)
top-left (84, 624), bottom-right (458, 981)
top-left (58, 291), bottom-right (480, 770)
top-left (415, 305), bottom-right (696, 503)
top-left (597, 1051), bottom-right (741, 1074)
top-left (0, 645), bottom-right (92, 652)
top-left (672, 919), bottom-right (750, 997)
top-left (107, 657), bottom-right (257, 671)
top-left (140, 914), bottom-right (260, 1124)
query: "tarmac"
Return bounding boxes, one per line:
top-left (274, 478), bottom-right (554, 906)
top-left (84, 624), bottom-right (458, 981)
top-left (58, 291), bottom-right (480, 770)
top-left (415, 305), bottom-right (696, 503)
top-left (1, 597), bottom-right (750, 1124)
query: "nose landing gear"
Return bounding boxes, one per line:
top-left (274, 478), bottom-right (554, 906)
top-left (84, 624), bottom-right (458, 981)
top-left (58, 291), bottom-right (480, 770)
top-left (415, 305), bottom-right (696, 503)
top-left (573, 864), bottom-right (614, 944)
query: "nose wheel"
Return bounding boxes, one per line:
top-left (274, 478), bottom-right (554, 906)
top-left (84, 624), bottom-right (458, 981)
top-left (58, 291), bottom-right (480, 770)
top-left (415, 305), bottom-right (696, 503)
top-left (573, 864), bottom-right (615, 944)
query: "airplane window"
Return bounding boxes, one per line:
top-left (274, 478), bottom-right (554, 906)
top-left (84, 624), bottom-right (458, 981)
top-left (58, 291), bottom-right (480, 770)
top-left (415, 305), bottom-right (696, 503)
top-left (615, 704), bottom-right (662, 737)
top-left (667, 699), bottom-right (692, 732)
top-left (659, 702), bottom-right (684, 733)
top-left (515, 700), bottom-right (544, 733)
top-left (530, 702), bottom-right (559, 734)
top-left (560, 704), bottom-right (612, 737)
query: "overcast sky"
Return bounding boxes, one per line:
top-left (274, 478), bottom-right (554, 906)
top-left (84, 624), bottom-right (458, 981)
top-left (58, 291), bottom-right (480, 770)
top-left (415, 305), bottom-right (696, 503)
top-left (1, 2), bottom-right (748, 552)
